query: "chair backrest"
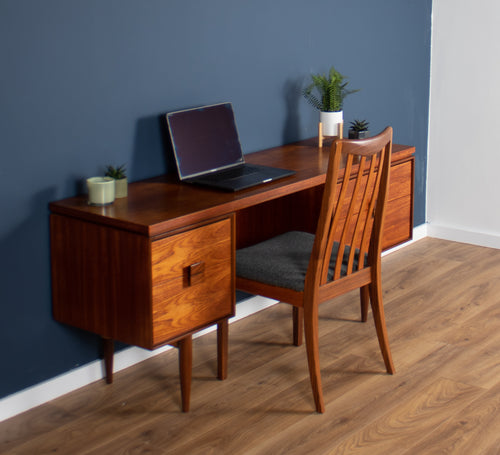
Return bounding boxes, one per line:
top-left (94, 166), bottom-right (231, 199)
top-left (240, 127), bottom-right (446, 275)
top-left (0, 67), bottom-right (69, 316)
top-left (307, 127), bottom-right (393, 287)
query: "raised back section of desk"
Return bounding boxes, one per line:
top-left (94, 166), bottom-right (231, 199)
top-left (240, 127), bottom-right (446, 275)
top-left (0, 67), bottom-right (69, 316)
top-left (237, 140), bottom-right (414, 251)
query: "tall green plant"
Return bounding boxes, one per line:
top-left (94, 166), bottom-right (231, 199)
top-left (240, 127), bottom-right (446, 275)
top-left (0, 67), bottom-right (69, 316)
top-left (302, 66), bottom-right (359, 112)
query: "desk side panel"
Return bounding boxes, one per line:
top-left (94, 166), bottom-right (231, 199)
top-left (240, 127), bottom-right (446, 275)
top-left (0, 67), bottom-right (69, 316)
top-left (50, 214), bottom-right (152, 346)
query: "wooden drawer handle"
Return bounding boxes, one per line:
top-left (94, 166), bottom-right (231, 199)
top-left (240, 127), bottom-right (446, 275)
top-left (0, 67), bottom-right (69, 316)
top-left (187, 261), bottom-right (205, 286)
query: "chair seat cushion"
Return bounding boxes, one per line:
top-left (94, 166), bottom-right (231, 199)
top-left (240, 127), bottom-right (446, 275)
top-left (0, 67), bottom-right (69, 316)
top-left (236, 231), bottom-right (366, 292)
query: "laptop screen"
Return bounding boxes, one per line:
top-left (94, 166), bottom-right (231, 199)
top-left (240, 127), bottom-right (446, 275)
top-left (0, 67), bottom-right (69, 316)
top-left (166, 102), bottom-right (245, 180)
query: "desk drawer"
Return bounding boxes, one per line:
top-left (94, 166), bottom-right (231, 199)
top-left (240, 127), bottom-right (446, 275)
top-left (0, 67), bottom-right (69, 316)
top-left (388, 160), bottom-right (413, 202)
top-left (151, 218), bottom-right (234, 346)
top-left (384, 160), bottom-right (414, 249)
top-left (383, 195), bottom-right (412, 249)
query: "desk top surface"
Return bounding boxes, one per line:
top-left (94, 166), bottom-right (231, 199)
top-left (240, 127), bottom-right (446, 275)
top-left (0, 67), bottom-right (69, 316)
top-left (49, 138), bottom-right (414, 237)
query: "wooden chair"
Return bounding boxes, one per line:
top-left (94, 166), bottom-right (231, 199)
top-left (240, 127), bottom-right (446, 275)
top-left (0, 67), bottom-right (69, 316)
top-left (236, 127), bottom-right (395, 413)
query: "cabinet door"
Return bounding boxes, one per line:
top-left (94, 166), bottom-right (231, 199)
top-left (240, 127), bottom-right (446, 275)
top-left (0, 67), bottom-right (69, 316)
top-left (151, 218), bottom-right (234, 347)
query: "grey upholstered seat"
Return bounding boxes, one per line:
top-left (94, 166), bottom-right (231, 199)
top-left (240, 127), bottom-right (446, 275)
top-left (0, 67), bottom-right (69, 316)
top-left (236, 231), bottom-right (366, 292)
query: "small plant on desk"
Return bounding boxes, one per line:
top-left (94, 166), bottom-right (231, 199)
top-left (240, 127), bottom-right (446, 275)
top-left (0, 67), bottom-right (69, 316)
top-left (105, 164), bottom-right (127, 180)
top-left (348, 119), bottom-right (370, 139)
top-left (105, 164), bottom-right (128, 198)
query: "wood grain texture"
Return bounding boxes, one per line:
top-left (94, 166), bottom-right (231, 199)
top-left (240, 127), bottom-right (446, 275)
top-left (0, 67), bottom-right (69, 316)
top-left (5, 238), bottom-right (500, 454)
top-left (51, 213), bottom-right (152, 343)
top-left (151, 218), bottom-right (234, 346)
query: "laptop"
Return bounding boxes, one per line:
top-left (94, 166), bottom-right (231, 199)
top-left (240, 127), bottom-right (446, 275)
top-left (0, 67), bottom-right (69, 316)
top-left (166, 102), bottom-right (295, 191)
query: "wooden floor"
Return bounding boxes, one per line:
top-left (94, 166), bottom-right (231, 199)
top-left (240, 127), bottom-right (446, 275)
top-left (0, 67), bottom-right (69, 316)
top-left (2, 238), bottom-right (500, 454)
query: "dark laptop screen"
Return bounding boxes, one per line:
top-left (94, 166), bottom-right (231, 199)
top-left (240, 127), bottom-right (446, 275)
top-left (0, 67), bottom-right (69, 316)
top-left (166, 103), bottom-right (244, 179)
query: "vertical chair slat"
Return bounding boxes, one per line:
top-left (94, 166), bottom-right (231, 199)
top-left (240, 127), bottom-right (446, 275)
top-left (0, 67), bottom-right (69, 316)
top-left (355, 155), bottom-right (379, 269)
top-left (320, 151), bottom-right (353, 284)
top-left (333, 154), bottom-right (358, 280)
top-left (360, 148), bottom-right (386, 260)
top-left (333, 154), bottom-right (366, 280)
top-left (345, 155), bottom-right (368, 275)
top-left (314, 147), bottom-right (342, 287)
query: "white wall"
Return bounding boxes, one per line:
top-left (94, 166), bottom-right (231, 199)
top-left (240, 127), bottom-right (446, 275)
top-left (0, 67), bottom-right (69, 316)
top-left (428, 0), bottom-right (500, 248)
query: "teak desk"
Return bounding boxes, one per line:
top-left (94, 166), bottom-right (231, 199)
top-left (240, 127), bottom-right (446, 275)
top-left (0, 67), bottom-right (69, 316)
top-left (49, 138), bottom-right (414, 411)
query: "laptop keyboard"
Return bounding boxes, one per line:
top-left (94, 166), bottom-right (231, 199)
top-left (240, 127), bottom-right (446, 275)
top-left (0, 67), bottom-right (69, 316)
top-left (207, 165), bottom-right (258, 181)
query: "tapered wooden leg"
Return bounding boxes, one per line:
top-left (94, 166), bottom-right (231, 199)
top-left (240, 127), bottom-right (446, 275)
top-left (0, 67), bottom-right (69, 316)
top-left (178, 335), bottom-right (192, 412)
top-left (360, 285), bottom-right (370, 322)
top-left (217, 319), bottom-right (228, 380)
top-left (293, 306), bottom-right (304, 346)
top-left (369, 280), bottom-right (395, 374)
top-left (102, 338), bottom-right (114, 384)
top-left (303, 301), bottom-right (325, 413)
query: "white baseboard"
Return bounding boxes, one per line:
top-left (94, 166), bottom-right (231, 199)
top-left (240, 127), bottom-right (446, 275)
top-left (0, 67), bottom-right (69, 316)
top-left (0, 225), bottom-right (433, 423)
top-left (427, 223), bottom-right (500, 250)
top-left (0, 295), bottom-right (278, 423)
top-left (410, 223), bottom-right (428, 242)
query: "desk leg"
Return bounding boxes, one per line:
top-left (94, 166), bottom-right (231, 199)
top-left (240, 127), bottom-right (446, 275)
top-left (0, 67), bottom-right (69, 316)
top-left (178, 335), bottom-right (192, 412)
top-left (102, 338), bottom-right (114, 384)
top-left (217, 319), bottom-right (228, 380)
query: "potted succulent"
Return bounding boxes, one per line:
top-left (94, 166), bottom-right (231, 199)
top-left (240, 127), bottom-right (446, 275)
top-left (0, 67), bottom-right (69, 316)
top-left (348, 119), bottom-right (370, 139)
top-left (105, 164), bottom-right (128, 198)
top-left (302, 66), bottom-right (359, 137)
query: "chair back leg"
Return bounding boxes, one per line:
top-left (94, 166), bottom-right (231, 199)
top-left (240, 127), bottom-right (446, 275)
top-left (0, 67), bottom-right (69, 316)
top-left (360, 285), bottom-right (370, 322)
top-left (293, 306), bottom-right (304, 346)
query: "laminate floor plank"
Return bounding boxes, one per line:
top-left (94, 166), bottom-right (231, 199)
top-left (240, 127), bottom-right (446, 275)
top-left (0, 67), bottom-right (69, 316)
top-left (241, 341), bottom-right (474, 455)
top-left (324, 377), bottom-right (483, 455)
top-left (403, 381), bottom-right (500, 455)
top-left (2, 238), bottom-right (500, 455)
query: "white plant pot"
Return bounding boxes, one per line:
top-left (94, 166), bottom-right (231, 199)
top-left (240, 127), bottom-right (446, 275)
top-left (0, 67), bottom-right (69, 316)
top-left (320, 110), bottom-right (343, 137)
top-left (87, 177), bottom-right (115, 206)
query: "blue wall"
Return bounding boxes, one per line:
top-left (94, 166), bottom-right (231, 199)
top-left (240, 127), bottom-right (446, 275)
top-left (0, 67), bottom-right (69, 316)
top-left (0, 0), bottom-right (431, 399)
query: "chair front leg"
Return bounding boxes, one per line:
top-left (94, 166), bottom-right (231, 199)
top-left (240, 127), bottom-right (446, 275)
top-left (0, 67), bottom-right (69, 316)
top-left (303, 300), bottom-right (325, 413)
top-left (369, 281), bottom-right (395, 375)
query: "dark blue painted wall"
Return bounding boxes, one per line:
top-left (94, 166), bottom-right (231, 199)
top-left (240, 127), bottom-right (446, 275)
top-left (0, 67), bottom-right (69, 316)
top-left (0, 0), bottom-right (431, 398)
